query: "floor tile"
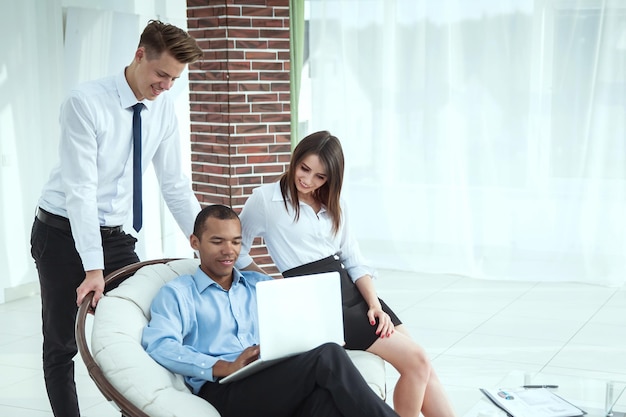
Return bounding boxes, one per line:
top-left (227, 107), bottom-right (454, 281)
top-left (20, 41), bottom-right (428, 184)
top-left (549, 343), bottom-right (626, 375)
top-left (414, 290), bottom-right (522, 316)
top-left (432, 355), bottom-right (543, 389)
top-left (472, 314), bottom-right (584, 342)
top-left (0, 335), bottom-right (44, 370)
top-left (500, 298), bottom-right (602, 322)
top-left (403, 325), bottom-right (468, 357)
top-left (0, 364), bottom-right (40, 389)
top-left (588, 306), bottom-right (626, 327)
top-left (0, 371), bottom-right (51, 412)
top-left (399, 305), bottom-right (495, 334)
top-left (0, 295), bottom-right (41, 313)
top-left (569, 322), bottom-right (626, 346)
top-left (0, 308), bottom-right (41, 338)
top-left (0, 405), bottom-right (52, 416)
top-left (443, 333), bottom-right (566, 366)
top-left (376, 289), bottom-right (433, 313)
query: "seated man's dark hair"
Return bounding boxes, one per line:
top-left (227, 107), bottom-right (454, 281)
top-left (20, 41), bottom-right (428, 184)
top-left (193, 204), bottom-right (239, 237)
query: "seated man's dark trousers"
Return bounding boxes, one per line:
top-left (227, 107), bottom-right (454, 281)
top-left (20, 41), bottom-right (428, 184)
top-left (199, 342), bottom-right (399, 417)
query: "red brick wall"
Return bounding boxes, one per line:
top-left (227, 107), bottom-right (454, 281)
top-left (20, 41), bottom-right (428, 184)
top-left (186, 0), bottom-right (291, 274)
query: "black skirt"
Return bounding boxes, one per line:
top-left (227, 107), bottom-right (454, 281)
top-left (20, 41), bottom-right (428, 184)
top-left (283, 255), bottom-right (402, 350)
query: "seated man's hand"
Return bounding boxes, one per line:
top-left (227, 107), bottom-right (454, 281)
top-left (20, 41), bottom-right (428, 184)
top-left (236, 345), bottom-right (260, 368)
top-left (213, 345), bottom-right (260, 378)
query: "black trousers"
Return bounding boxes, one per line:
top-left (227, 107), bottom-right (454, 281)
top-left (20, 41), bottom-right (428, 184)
top-left (30, 216), bottom-right (139, 417)
top-left (198, 343), bottom-right (399, 417)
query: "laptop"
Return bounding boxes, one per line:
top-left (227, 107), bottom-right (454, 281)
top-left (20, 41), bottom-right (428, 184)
top-left (219, 271), bottom-right (344, 384)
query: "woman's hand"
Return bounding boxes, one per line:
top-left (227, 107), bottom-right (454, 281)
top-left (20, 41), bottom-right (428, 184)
top-left (367, 306), bottom-right (395, 338)
top-left (354, 274), bottom-right (395, 338)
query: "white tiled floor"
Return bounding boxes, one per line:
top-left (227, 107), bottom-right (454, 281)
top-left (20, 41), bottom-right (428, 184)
top-left (1, 269), bottom-right (625, 416)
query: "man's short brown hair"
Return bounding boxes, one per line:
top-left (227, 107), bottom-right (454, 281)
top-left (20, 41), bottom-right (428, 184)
top-left (139, 20), bottom-right (203, 64)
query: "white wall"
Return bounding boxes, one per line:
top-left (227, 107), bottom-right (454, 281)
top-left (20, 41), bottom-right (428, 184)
top-left (0, 0), bottom-right (194, 303)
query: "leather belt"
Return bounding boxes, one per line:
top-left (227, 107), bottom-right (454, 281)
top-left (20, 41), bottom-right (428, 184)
top-left (36, 208), bottom-right (123, 237)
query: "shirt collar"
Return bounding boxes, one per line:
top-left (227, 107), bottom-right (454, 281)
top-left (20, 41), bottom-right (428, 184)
top-left (192, 266), bottom-right (248, 292)
top-left (271, 182), bottom-right (288, 202)
top-left (115, 69), bottom-right (153, 111)
top-left (270, 182), bottom-right (327, 214)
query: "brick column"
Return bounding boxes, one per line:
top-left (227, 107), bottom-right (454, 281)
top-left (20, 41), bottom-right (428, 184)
top-left (187, 0), bottom-right (291, 274)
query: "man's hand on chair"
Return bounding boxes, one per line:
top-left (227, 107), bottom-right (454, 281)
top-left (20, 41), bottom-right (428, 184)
top-left (76, 269), bottom-right (105, 311)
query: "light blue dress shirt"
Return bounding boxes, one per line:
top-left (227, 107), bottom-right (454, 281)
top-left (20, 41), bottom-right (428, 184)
top-left (142, 267), bottom-right (270, 394)
top-left (38, 70), bottom-right (200, 271)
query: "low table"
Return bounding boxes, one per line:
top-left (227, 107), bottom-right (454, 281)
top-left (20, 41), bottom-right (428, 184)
top-left (462, 370), bottom-right (626, 417)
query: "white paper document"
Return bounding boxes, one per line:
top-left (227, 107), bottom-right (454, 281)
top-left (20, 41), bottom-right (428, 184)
top-left (480, 387), bottom-right (586, 417)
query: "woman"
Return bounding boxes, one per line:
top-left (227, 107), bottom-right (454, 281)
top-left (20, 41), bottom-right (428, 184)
top-left (235, 131), bottom-right (456, 417)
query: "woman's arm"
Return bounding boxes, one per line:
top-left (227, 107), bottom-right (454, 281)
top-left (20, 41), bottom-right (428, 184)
top-left (240, 260), bottom-right (268, 275)
top-left (236, 187), bottom-right (268, 270)
top-left (354, 275), bottom-right (394, 338)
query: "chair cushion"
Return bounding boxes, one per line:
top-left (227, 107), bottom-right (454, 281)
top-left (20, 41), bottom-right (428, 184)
top-left (90, 259), bottom-right (385, 417)
top-left (92, 259), bottom-right (217, 417)
top-left (345, 349), bottom-right (386, 399)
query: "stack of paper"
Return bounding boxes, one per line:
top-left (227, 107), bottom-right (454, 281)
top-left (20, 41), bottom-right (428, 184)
top-left (479, 387), bottom-right (586, 417)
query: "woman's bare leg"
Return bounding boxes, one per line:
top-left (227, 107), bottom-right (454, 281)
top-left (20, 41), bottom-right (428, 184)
top-left (367, 325), bottom-right (456, 417)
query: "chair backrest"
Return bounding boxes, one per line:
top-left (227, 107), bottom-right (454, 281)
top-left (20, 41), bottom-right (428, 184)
top-left (75, 258), bottom-right (221, 417)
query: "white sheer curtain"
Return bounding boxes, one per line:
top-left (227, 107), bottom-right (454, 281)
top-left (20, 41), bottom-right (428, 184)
top-left (303, 0), bottom-right (626, 285)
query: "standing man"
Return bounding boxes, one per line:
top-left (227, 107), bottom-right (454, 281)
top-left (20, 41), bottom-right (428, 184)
top-left (142, 204), bottom-right (399, 417)
top-left (30, 20), bottom-right (203, 417)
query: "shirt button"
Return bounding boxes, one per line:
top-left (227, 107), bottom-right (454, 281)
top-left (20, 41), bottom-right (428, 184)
top-left (200, 371), bottom-right (205, 375)
top-left (201, 362), bottom-right (205, 366)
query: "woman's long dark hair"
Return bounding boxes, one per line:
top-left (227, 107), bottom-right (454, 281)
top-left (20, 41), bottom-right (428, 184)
top-left (279, 131), bottom-right (344, 234)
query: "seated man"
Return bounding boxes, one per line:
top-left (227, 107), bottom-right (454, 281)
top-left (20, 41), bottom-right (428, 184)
top-left (142, 204), bottom-right (399, 417)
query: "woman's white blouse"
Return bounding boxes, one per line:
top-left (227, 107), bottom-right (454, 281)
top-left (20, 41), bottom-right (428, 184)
top-left (236, 182), bottom-right (375, 283)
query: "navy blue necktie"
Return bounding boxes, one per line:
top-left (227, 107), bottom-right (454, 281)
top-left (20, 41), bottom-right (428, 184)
top-left (132, 103), bottom-right (144, 232)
